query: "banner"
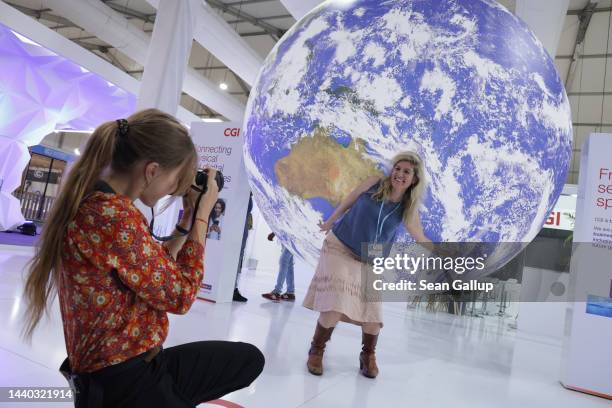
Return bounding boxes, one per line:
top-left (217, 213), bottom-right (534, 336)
top-left (560, 133), bottom-right (612, 398)
top-left (191, 122), bottom-right (251, 302)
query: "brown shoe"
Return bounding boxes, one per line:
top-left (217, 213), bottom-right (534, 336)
top-left (280, 293), bottom-right (295, 301)
top-left (359, 332), bottom-right (379, 378)
top-left (261, 292), bottom-right (281, 302)
top-left (307, 322), bottom-right (335, 376)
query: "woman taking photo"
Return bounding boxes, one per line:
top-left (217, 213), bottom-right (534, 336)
top-left (23, 109), bottom-right (264, 407)
top-left (303, 151), bottom-right (430, 379)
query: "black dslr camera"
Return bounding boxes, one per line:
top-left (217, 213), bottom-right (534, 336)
top-left (195, 169), bottom-right (224, 193)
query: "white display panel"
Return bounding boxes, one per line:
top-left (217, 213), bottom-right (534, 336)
top-left (560, 133), bottom-right (612, 399)
top-left (191, 122), bottom-right (251, 303)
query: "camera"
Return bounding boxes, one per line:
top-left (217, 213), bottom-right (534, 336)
top-left (195, 169), bottom-right (224, 193)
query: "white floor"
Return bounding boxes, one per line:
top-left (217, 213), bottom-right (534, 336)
top-left (0, 244), bottom-right (608, 408)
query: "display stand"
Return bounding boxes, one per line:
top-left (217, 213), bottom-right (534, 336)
top-left (560, 133), bottom-right (612, 399)
top-left (191, 122), bottom-right (251, 303)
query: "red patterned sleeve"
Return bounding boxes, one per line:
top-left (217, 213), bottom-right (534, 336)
top-left (83, 200), bottom-right (205, 314)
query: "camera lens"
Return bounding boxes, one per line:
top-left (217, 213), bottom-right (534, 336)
top-left (195, 169), bottom-right (224, 193)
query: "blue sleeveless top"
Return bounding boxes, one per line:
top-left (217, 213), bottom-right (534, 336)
top-left (332, 181), bottom-right (404, 258)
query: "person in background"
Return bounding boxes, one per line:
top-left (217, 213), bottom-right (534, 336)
top-left (262, 232), bottom-right (295, 302)
top-left (233, 192), bottom-right (253, 302)
top-left (23, 109), bottom-right (264, 407)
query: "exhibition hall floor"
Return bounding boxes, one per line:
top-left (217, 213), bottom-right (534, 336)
top-left (0, 244), bottom-right (607, 408)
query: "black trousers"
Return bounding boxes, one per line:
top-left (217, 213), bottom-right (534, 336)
top-left (64, 341), bottom-right (265, 408)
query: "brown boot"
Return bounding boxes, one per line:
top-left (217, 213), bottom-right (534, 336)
top-left (359, 332), bottom-right (379, 378)
top-left (307, 322), bottom-right (335, 376)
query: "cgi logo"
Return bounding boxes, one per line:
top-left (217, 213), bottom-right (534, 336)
top-left (224, 128), bottom-right (240, 137)
top-left (545, 211), bottom-right (561, 226)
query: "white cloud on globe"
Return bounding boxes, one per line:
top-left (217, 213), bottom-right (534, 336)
top-left (244, 0), bottom-right (572, 271)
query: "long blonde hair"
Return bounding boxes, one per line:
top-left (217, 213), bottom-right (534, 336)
top-left (372, 151), bottom-right (426, 225)
top-left (22, 108), bottom-right (197, 340)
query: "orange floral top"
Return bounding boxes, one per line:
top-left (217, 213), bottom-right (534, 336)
top-left (57, 188), bottom-right (204, 373)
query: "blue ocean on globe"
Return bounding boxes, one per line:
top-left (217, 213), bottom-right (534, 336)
top-left (243, 0), bottom-right (572, 271)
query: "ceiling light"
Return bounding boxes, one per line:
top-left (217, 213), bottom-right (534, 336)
top-left (219, 82), bottom-right (228, 90)
top-left (74, 148), bottom-right (81, 156)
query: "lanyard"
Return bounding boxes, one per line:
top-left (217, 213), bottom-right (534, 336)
top-left (375, 201), bottom-right (400, 242)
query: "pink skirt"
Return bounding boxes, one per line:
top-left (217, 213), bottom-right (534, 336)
top-left (302, 231), bottom-right (383, 327)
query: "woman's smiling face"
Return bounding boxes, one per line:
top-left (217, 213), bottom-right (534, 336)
top-left (214, 202), bottom-right (223, 216)
top-left (390, 160), bottom-right (417, 192)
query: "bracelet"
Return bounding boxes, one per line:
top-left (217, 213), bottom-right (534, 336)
top-left (195, 217), bottom-right (208, 225)
top-left (175, 224), bottom-right (189, 235)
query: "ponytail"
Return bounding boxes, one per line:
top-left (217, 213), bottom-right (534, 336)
top-left (22, 122), bottom-right (118, 341)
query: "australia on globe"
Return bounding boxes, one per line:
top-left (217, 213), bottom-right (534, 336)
top-left (243, 0), bottom-right (572, 271)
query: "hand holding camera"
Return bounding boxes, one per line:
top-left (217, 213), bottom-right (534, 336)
top-left (195, 168), bottom-right (225, 194)
top-left (193, 168), bottom-right (222, 218)
top-left (179, 168), bottom-right (223, 233)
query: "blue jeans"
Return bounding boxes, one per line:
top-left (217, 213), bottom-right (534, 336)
top-left (274, 247), bottom-right (294, 294)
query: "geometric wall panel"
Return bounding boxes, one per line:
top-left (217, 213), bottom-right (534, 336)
top-left (0, 22), bottom-right (135, 146)
top-left (0, 137), bottom-right (28, 229)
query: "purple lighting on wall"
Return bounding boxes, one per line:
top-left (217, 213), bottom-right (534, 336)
top-left (0, 22), bottom-right (135, 145)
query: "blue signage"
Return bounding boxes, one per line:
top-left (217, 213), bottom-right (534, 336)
top-left (30, 145), bottom-right (75, 162)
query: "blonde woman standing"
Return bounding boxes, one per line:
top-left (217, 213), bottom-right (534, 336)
top-left (303, 151), bottom-right (430, 378)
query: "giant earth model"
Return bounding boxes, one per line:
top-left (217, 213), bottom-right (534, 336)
top-left (243, 0), bottom-right (572, 270)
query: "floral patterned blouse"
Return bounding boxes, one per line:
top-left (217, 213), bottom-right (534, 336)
top-left (58, 186), bottom-right (204, 373)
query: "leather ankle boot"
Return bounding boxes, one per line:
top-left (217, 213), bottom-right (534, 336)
top-left (359, 332), bottom-right (379, 378)
top-left (307, 322), bottom-right (335, 376)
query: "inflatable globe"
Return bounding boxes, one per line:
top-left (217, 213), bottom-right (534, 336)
top-left (243, 0), bottom-right (572, 270)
